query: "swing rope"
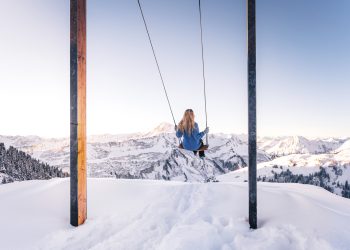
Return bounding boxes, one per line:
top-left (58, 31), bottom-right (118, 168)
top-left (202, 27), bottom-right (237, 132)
top-left (137, 0), bottom-right (209, 146)
top-left (198, 0), bottom-right (209, 145)
top-left (137, 0), bottom-right (177, 126)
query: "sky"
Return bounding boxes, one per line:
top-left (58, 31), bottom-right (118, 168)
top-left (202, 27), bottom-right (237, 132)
top-left (0, 0), bottom-right (349, 138)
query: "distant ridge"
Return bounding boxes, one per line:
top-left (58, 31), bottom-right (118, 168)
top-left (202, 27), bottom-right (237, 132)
top-left (0, 123), bottom-right (349, 196)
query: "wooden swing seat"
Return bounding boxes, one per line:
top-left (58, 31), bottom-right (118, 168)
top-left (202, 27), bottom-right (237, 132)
top-left (178, 143), bottom-right (209, 151)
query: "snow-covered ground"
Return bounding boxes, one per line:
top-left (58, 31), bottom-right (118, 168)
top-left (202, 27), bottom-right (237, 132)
top-left (1, 178), bottom-right (350, 250)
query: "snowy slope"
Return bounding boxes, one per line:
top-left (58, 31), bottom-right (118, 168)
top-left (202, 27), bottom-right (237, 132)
top-left (217, 150), bottom-right (350, 198)
top-left (335, 139), bottom-right (350, 155)
top-left (0, 178), bottom-right (350, 250)
top-left (258, 136), bottom-right (344, 157)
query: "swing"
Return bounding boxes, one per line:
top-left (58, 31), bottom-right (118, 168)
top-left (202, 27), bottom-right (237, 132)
top-left (179, 143), bottom-right (209, 152)
top-left (138, 0), bottom-right (209, 151)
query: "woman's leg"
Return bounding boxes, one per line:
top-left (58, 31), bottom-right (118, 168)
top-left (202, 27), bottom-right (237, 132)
top-left (198, 140), bottom-right (205, 158)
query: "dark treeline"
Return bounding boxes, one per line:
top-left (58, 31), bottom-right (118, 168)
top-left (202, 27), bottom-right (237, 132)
top-left (0, 143), bottom-right (68, 184)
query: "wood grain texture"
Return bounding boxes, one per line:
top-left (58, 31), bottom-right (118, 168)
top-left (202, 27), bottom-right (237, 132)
top-left (70, 0), bottom-right (86, 227)
top-left (77, 0), bottom-right (86, 226)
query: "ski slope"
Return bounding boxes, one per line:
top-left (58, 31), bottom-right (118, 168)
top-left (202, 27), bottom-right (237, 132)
top-left (1, 178), bottom-right (350, 250)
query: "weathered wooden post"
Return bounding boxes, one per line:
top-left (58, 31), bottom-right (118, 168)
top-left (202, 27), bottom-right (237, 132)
top-left (247, 0), bottom-right (257, 229)
top-left (70, 0), bottom-right (87, 227)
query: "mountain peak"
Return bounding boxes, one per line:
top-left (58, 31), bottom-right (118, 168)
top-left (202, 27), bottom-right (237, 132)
top-left (155, 122), bottom-right (174, 131)
top-left (144, 122), bottom-right (174, 137)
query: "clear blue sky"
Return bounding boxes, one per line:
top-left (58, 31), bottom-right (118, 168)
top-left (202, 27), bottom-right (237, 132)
top-left (0, 0), bottom-right (349, 138)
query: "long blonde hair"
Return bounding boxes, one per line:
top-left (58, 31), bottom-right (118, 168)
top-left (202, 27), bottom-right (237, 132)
top-left (178, 109), bottom-right (195, 135)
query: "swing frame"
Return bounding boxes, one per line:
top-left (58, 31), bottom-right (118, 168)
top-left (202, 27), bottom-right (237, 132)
top-left (70, 0), bottom-right (257, 229)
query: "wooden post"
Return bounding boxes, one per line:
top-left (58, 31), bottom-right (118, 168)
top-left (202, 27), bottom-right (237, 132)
top-left (247, 0), bottom-right (257, 229)
top-left (70, 0), bottom-right (87, 227)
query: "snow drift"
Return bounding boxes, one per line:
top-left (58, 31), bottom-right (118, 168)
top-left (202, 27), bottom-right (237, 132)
top-left (1, 178), bottom-right (350, 250)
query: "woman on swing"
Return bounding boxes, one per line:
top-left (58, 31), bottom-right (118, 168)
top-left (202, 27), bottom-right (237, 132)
top-left (175, 109), bottom-right (209, 158)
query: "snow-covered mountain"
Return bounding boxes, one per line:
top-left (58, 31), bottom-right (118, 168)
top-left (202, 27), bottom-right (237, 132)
top-left (0, 125), bottom-right (270, 182)
top-left (253, 137), bottom-right (350, 198)
top-left (258, 136), bottom-right (345, 157)
top-left (141, 122), bottom-right (174, 137)
top-left (0, 123), bottom-right (349, 189)
top-left (0, 143), bottom-right (68, 184)
top-left (334, 139), bottom-right (350, 155)
top-left (219, 150), bottom-right (350, 198)
top-left (83, 132), bottom-right (269, 181)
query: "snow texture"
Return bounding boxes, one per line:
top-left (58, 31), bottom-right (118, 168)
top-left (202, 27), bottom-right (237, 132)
top-left (1, 178), bottom-right (350, 250)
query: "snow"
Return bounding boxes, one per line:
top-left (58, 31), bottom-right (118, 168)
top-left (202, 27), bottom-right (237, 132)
top-left (2, 124), bottom-right (349, 182)
top-left (259, 153), bottom-right (350, 169)
top-left (258, 136), bottom-right (344, 156)
top-left (142, 122), bottom-right (175, 137)
top-left (2, 128), bottom-right (266, 180)
top-left (335, 139), bottom-right (350, 155)
top-left (1, 178), bottom-right (350, 250)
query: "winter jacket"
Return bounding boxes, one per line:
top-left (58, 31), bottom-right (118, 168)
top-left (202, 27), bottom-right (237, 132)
top-left (176, 122), bottom-right (205, 151)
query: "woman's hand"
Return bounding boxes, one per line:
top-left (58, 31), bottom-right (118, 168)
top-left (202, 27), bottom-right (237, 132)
top-left (204, 127), bottom-right (209, 134)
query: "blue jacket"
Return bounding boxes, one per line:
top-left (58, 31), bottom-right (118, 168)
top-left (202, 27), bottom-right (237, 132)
top-left (176, 122), bottom-right (205, 151)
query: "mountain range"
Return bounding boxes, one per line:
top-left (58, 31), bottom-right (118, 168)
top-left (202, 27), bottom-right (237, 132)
top-left (0, 122), bottom-right (349, 196)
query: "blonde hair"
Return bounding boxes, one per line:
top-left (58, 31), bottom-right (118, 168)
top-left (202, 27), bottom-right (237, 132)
top-left (178, 109), bottom-right (195, 135)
